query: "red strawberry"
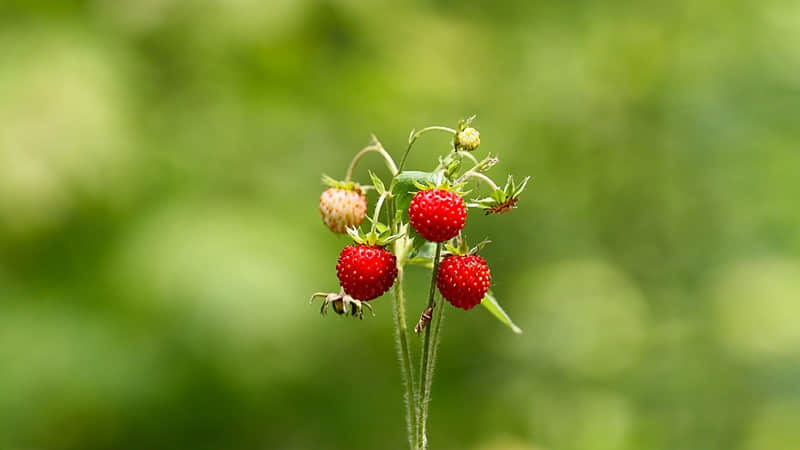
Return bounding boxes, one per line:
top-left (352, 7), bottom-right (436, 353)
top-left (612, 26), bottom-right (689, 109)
top-left (408, 189), bottom-right (467, 242)
top-left (436, 255), bottom-right (491, 310)
top-left (319, 187), bottom-right (367, 234)
top-left (336, 244), bottom-right (398, 301)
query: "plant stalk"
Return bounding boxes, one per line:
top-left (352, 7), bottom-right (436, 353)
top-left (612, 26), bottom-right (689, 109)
top-left (369, 192), bottom-right (389, 235)
top-left (345, 138), bottom-right (398, 182)
top-left (392, 264), bottom-right (417, 450)
top-left (387, 127), bottom-right (454, 449)
top-left (418, 292), bottom-right (445, 450)
top-left (397, 126), bottom-right (457, 175)
top-left (415, 242), bottom-right (442, 449)
top-left (459, 170), bottom-right (500, 190)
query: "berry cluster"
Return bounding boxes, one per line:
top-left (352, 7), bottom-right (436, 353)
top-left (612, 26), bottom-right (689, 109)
top-left (310, 116), bottom-right (528, 318)
top-left (308, 116), bottom-right (528, 449)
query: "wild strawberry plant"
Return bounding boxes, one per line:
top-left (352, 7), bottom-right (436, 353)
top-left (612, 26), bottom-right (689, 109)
top-left (310, 116), bottom-right (528, 450)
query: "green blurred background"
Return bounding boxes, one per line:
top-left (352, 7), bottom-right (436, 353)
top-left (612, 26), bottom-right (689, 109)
top-left (1, 1), bottom-right (799, 449)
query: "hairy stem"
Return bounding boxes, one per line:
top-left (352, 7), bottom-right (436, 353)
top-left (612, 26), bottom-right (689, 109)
top-left (460, 151), bottom-right (479, 166)
top-left (392, 264), bottom-right (417, 450)
top-left (416, 243), bottom-right (442, 449)
top-left (459, 170), bottom-right (500, 190)
top-left (387, 194), bottom-right (398, 235)
top-left (369, 192), bottom-right (388, 235)
top-left (397, 126), bottom-right (457, 175)
top-left (345, 137), bottom-right (398, 182)
top-left (419, 292), bottom-right (445, 450)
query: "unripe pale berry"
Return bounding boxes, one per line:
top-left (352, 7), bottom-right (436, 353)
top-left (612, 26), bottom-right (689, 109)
top-left (319, 187), bottom-right (367, 234)
top-left (455, 127), bottom-right (480, 151)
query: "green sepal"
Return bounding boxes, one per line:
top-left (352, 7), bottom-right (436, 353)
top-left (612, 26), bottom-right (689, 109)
top-left (411, 179), bottom-right (430, 191)
top-left (469, 238), bottom-right (491, 255)
top-left (409, 172), bottom-right (449, 192)
top-left (410, 178), bottom-right (471, 198)
top-left (443, 242), bottom-right (460, 256)
top-left (443, 235), bottom-right (490, 256)
top-left (467, 175), bottom-right (531, 215)
top-left (374, 222), bottom-right (389, 234)
top-left (363, 215), bottom-right (390, 233)
top-left (368, 171), bottom-right (386, 195)
top-left (378, 222), bottom-right (406, 245)
top-left (378, 231), bottom-right (405, 246)
top-left (438, 152), bottom-right (463, 180)
top-left (345, 223), bottom-right (404, 247)
top-left (322, 174), bottom-right (362, 193)
top-left (345, 225), bottom-right (367, 244)
top-left (472, 154), bottom-right (499, 173)
top-left (456, 115), bottom-right (477, 133)
top-left (481, 291), bottom-right (522, 334)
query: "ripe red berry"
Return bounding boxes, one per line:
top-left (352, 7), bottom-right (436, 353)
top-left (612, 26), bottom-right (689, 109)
top-left (319, 187), bottom-right (367, 234)
top-left (436, 255), bottom-right (491, 310)
top-left (408, 189), bottom-right (467, 242)
top-left (336, 245), bottom-right (398, 301)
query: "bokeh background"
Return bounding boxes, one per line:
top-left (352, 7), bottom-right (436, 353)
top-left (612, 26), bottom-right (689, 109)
top-left (1, 1), bottom-right (799, 449)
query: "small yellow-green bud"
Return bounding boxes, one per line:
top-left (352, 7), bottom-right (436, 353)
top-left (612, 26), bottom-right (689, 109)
top-left (455, 127), bottom-right (480, 151)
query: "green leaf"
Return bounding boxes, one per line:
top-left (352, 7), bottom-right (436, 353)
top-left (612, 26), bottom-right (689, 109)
top-left (412, 241), bottom-right (438, 259)
top-left (408, 226), bottom-right (428, 251)
top-left (369, 171), bottom-right (386, 195)
top-left (406, 256), bottom-right (434, 269)
top-left (406, 241), bottom-right (437, 268)
top-left (481, 291), bottom-right (522, 334)
top-left (393, 171), bottom-right (438, 217)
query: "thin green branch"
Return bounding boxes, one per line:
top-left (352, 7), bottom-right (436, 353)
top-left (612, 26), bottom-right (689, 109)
top-left (419, 292), bottom-right (445, 450)
top-left (392, 265), bottom-right (417, 450)
top-left (415, 242), bottom-right (442, 449)
top-left (460, 151), bottom-right (479, 166)
top-left (417, 126), bottom-right (458, 136)
top-left (459, 170), bottom-right (500, 190)
top-left (369, 191), bottom-right (389, 235)
top-left (397, 126), bottom-right (457, 175)
top-left (345, 137), bottom-right (398, 182)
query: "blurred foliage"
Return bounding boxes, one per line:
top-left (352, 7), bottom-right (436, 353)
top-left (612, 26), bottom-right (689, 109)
top-left (1, 0), bottom-right (800, 449)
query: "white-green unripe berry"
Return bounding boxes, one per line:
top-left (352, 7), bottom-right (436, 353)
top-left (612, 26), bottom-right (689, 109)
top-left (455, 127), bottom-right (480, 151)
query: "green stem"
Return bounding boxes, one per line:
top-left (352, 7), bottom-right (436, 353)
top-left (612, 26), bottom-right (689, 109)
top-left (459, 170), bottom-right (500, 190)
top-left (385, 200), bottom-right (394, 231)
top-left (369, 192), bottom-right (388, 235)
top-left (397, 126), bottom-right (457, 175)
top-left (345, 139), bottom-right (398, 182)
top-left (387, 126), bottom-right (454, 449)
top-left (392, 263), bottom-right (417, 450)
top-left (387, 194), bottom-right (398, 235)
top-left (460, 151), bottom-right (479, 166)
top-left (419, 292), bottom-right (445, 450)
top-left (416, 243), bottom-right (442, 449)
